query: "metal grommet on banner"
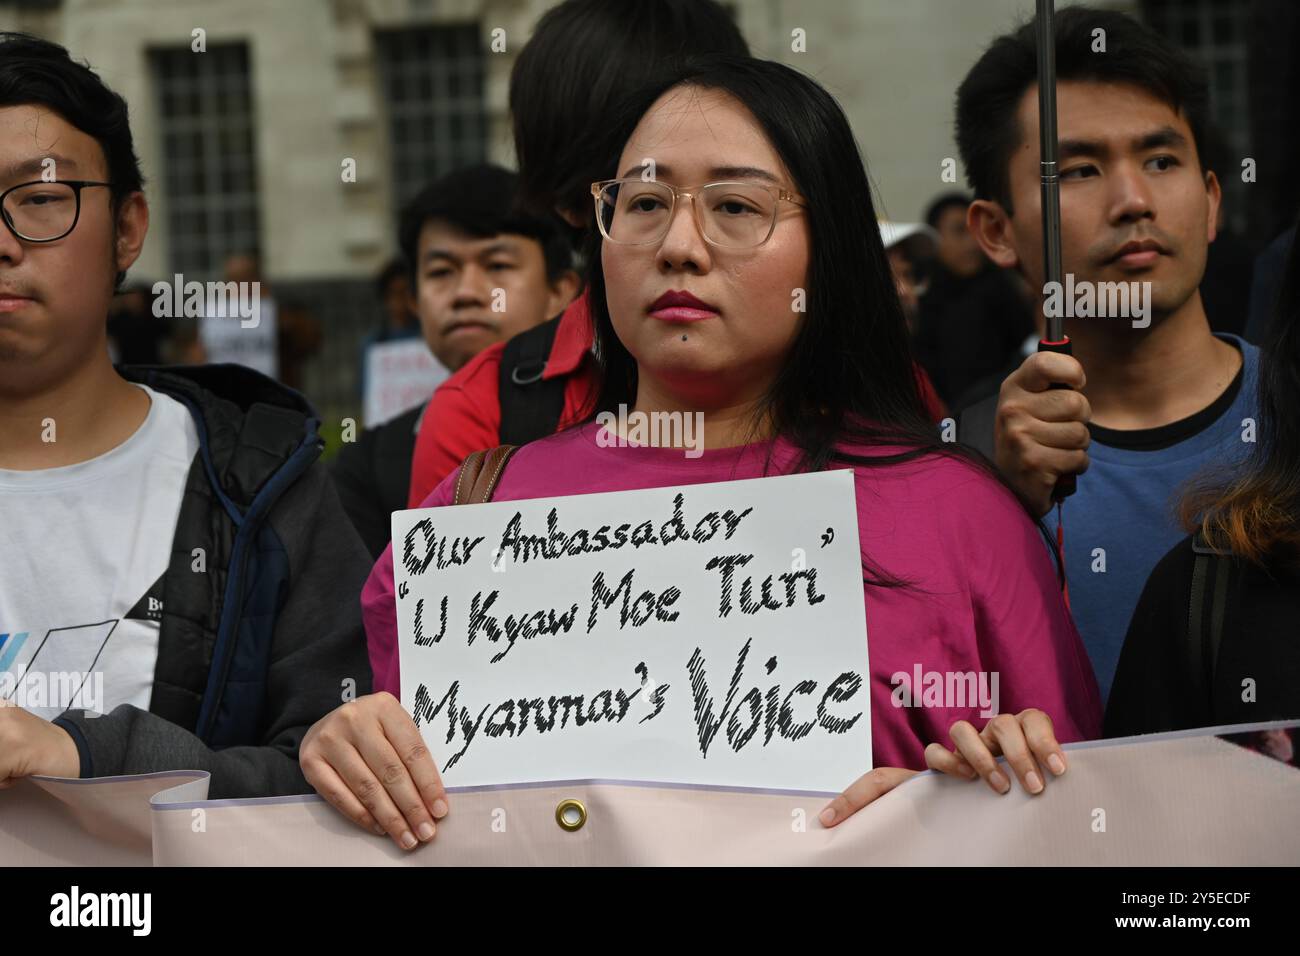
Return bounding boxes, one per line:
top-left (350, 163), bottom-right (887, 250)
top-left (555, 798), bottom-right (587, 832)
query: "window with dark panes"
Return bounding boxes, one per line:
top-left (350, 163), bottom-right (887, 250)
top-left (375, 24), bottom-right (487, 212)
top-left (151, 43), bottom-right (260, 278)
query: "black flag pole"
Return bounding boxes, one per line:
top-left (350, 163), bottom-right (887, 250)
top-left (1035, 0), bottom-right (1076, 500)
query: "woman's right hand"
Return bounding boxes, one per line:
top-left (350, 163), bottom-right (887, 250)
top-left (300, 691), bottom-right (448, 851)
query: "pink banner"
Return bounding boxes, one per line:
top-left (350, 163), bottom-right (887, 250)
top-left (4, 725), bottom-right (1298, 866)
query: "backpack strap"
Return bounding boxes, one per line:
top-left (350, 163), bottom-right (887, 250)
top-left (453, 444), bottom-right (518, 505)
top-left (498, 316), bottom-right (567, 445)
top-left (1187, 531), bottom-right (1232, 705)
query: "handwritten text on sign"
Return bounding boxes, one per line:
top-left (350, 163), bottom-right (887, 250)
top-left (392, 470), bottom-right (870, 792)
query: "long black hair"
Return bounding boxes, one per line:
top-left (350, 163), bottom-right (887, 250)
top-left (586, 57), bottom-right (981, 469)
top-left (578, 55), bottom-right (1050, 582)
top-left (1182, 217), bottom-right (1300, 568)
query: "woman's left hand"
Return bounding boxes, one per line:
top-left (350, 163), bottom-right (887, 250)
top-left (924, 709), bottom-right (1068, 797)
top-left (819, 708), bottom-right (1070, 827)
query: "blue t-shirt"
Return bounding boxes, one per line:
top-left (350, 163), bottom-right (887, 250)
top-left (1059, 334), bottom-right (1259, 702)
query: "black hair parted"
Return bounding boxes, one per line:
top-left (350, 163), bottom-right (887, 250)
top-left (398, 164), bottom-right (574, 285)
top-left (0, 32), bottom-right (144, 205)
top-left (955, 5), bottom-right (1210, 214)
top-left (509, 0), bottom-right (748, 223)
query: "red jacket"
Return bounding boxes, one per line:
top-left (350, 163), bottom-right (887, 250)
top-left (407, 293), bottom-right (947, 506)
top-left (408, 295), bottom-right (598, 507)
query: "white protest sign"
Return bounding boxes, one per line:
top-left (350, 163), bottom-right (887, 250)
top-left (363, 338), bottom-right (449, 427)
top-left (392, 469), bottom-right (870, 792)
top-left (200, 296), bottom-right (278, 378)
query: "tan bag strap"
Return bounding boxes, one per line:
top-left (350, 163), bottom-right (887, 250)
top-left (452, 444), bottom-right (518, 505)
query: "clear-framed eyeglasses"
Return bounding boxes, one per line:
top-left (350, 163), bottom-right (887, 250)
top-left (0, 179), bottom-right (114, 243)
top-left (591, 178), bottom-right (806, 249)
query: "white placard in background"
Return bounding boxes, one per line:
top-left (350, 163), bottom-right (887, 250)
top-left (363, 338), bottom-right (449, 427)
top-left (392, 469), bottom-right (870, 792)
top-left (200, 297), bottom-right (278, 378)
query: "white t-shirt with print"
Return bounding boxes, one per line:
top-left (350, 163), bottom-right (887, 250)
top-left (0, 384), bottom-right (199, 719)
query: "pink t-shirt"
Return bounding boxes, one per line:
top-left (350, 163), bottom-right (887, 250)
top-left (362, 422), bottom-right (1102, 772)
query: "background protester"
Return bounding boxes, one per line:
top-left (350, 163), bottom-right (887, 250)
top-left (954, 7), bottom-right (1259, 704)
top-left (878, 219), bottom-right (937, 334)
top-left (912, 191), bottom-right (1035, 406)
top-left (356, 257), bottom-right (422, 405)
top-left (195, 252), bottom-right (280, 378)
top-left (1106, 210), bottom-right (1300, 735)
top-left (0, 33), bottom-right (372, 797)
top-left (303, 55), bottom-right (1102, 850)
top-left (193, 253), bottom-right (321, 389)
top-left (399, 165), bottom-right (577, 375)
top-left (332, 165), bottom-right (578, 557)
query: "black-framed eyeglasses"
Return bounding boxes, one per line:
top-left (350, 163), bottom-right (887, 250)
top-left (0, 179), bottom-right (114, 243)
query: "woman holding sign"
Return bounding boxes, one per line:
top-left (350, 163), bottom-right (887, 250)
top-left (302, 55), bottom-right (1102, 851)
